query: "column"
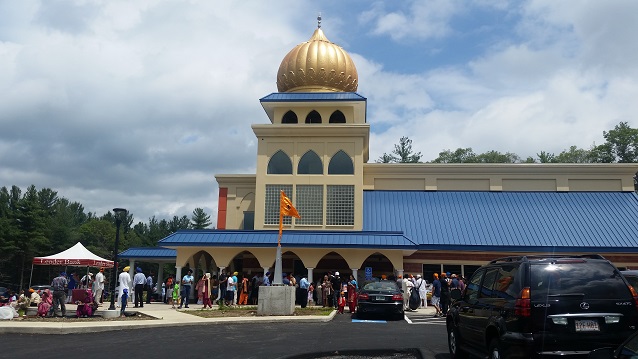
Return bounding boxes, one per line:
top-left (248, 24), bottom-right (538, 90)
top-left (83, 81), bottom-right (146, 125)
top-left (156, 264), bottom-right (164, 303)
top-left (351, 268), bottom-right (358, 285)
top-left (396, 268), bottom-right (404, 279)
top-left (175, 266), bottom-right (182, 286)
top-left (216, 266), bottom-right (225, 302)
top-left (307, 268), bottom-right (314, 285)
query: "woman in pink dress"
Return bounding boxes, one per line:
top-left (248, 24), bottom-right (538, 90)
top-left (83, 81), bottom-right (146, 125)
top-left (201, 273), bottom-right (213, 309)
top-left (37, 289), bottom-right (52, 317)
top-left (76, 289), bottom-right (95, 317)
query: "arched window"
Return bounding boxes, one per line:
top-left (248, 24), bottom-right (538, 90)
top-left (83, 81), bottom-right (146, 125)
top-left (329, 110), bottom-right (346, 123)
top-left (328, 150), bottom-right (354, 175)
top-left (267, 150), bottom-right (292, 174)
top-left (282, 110), bottom-right (298, 124)
top-left (305, 110), bottom-right (321, 124)
top-left (297, 150), bottom-right (323, 174)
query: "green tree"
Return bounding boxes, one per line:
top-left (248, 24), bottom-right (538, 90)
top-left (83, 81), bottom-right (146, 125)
top-left (596, 122), bottom-right (638, 163)
top-left (191, 208), bottom-right (212, 229)
top-left (476, 150), bottom-right (520, 163)
top-left (554, 145), bottom-right (596, 163)
top-left (431, 148), bottom-right (478, 163)
top-left (376, 136), bottom-right (422, 163)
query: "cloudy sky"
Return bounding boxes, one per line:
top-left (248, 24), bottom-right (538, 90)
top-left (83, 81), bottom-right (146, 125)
top-left (1, 0), bottom-right (637, 224)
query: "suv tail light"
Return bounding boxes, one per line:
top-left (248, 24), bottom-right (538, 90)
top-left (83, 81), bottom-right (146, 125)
top-left (628, 284), bottom-right (638, 311)
top-left (358, 293), bottom-right (369, 300)
top-left (515, 287), bottom-right (531, 317)
top-left (391, 294), bottom-right (403, 301)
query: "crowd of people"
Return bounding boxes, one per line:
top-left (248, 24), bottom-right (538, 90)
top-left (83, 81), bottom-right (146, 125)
top-left (429, 272), bottom-right (466, 317)
top-left (0, 266), bottom-right (468, 320)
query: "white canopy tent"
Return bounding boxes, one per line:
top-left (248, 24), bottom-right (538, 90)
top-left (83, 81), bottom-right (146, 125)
top-left (29, 242), bottom-right (114, 288)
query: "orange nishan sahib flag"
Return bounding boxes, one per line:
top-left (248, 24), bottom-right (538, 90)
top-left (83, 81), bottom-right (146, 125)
top-left (280, 191), bottom-right (300, 219)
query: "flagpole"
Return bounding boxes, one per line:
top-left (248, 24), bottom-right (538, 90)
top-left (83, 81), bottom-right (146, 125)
top-left (274, 190), bottom-right (299, 286)
top-left (273, 213), bottom-right (284, 285)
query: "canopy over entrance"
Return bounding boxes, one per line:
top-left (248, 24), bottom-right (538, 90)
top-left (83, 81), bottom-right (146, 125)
top-left (33, 242), bottom-right (114, 268)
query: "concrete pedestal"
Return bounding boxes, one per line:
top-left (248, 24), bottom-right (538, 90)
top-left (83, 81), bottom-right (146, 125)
top-left (257, 286), bottom-right (295, 316)
top-left (101, 309), bottom-right (120, 318)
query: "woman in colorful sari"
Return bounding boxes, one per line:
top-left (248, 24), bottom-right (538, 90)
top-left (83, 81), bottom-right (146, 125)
top-left (196, 275), bottom-right (206, 305)
top-left (37, 289), bottom-right (52, 317)
top-left (347, 274), bottom-right (358, 314)
top-left (239, 275), bottom-right (249, 305)
top-left (201, 273), bottom-right (213, 309)
top-left (321, 275), bottom-right (332, 308)
top-left (76, 289), bottom-right (95, 318)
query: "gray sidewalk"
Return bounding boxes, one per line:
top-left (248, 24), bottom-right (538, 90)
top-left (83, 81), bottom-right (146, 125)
top-left (0, 302), bottom-right (437, 334)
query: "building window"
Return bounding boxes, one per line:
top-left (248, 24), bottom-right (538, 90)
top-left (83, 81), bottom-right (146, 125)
top-left (296, 185), bottom-right (323, 225)
top-left (267, 150), bottom-right (292, 174)
top-left (328, 150), bottom-right (354, 175)
top-left (282, 110), bottom-right (298, 124)
top-left (305, 110), bottom-right (321, 124)
top-left (326, 185), bottom-right (354, 225)
top-left (243, 211), bottom-right (254, 230)
top-left (297, 150), bottom-right (323, 175)
top-left (265, 185), bottom-right (293, 225)
top-left (329, 110), bottom-right (346, 123)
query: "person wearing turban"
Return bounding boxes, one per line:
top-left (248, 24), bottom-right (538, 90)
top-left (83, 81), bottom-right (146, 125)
top-left (118, 266), bottom-right (132, 308)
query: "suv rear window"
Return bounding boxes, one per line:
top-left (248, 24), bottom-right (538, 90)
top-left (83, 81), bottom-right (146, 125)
top-left (530, 261), bottom-right (629, 300)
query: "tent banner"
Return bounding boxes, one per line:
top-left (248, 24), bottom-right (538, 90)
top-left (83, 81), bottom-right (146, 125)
top-left (32, 258), bottom-right (114, 267)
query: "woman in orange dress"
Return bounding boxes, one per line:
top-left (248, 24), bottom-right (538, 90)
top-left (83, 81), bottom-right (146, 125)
top-left (239, 275), bottom-right (249, 305)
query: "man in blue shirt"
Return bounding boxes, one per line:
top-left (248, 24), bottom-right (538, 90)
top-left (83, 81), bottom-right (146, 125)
top-left (179, 269), bottom-right (194, 309)
top-left (262, 272), bottom-right (271, 286)
top-left (299, 276), bottom-right (310, 308)
top-left (431, 273), bottom-right (442, 317)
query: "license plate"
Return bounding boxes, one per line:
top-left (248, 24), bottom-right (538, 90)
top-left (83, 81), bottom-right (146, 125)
top-left (374, 296), bottom-right (385, 301)
top-left (575, 319), bottom-right (599, 332)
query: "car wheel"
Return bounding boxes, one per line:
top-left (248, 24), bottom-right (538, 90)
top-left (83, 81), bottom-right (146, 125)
top-left (488, 338), bottom-right (501, 359)
top-left (447, 325), bottom-right (468, 359)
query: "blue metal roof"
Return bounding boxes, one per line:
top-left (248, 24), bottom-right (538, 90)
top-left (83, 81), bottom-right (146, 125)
top-left (119, 247), bottom-right (176, 259)
top-left (363, 191), bottom-right (638, 252)
top-left (260, 92), bottom-right (366, 102)
top-left (158, 230), bottom-right (415, 249)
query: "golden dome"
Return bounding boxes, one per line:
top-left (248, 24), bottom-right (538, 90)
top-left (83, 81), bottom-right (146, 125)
top-left (277, 27), bottom-right (358, 93)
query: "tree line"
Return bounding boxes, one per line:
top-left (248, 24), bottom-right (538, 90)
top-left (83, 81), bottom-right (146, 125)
top-left (0, 185), bottom-right (212, 289)
top-left (378, 122), bottom-right (638, 164)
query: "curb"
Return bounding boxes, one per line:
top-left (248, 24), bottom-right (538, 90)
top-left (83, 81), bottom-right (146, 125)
top-left (0, 310), bottom-right (337, 335)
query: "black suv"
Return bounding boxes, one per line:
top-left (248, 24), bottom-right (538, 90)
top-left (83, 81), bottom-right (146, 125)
top-left (446, 255), bottom-right (638, 358)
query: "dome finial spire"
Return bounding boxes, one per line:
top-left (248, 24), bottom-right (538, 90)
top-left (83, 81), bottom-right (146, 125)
top-left (317, 13), bottom-right (322, 29)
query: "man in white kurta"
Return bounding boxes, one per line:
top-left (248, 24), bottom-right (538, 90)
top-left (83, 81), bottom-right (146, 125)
top-left (93, 268), bottom-right (105, 306)
top-left (415, 274), bottom-right (428, 308)
top-left (117, 266), bottom-right (131, 307)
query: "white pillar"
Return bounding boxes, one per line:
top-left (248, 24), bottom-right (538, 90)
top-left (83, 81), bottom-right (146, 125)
top-left (351, 268), bottom-right (358, 285)
top-left (128, 260), bottom-right (135, 302)
top-left (156, 265), bottom-right (164, 303)
top-left (175, 266), bottom-right (182, 285)
top-left (307, 268), bottom-right (314, 285)
top-left (216, 266), bottom-right (225, 302)
top-left (396, 268), bottom-right (404, 279)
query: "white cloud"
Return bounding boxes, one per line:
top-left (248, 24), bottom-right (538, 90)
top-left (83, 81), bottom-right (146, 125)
top-left (1, 0), bottom-right (637, 225)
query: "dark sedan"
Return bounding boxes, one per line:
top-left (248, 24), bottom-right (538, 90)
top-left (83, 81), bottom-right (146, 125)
top-left (356, 280), bottom-right (404, 320)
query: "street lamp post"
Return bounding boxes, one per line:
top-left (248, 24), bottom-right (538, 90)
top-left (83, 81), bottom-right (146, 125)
top-left (108, 208), bottom-right (127, 311)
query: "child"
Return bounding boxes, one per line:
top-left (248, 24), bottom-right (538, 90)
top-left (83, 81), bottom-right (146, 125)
top-left (338, 291), bottom-right (346, 314)
top-left (171, 280), bottom-right (180, 309)
top-left (120, 288), bottom-right (128, 317)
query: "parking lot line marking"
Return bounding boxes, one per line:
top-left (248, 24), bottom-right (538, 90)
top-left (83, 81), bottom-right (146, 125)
top-left (351, 319), bottom-right (387, 323)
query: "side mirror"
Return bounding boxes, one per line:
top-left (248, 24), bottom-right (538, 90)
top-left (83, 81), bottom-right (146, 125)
top-left (451, 289), bottom-right (462, 300)
top-left (587, 348), bottom-right (614, 359)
